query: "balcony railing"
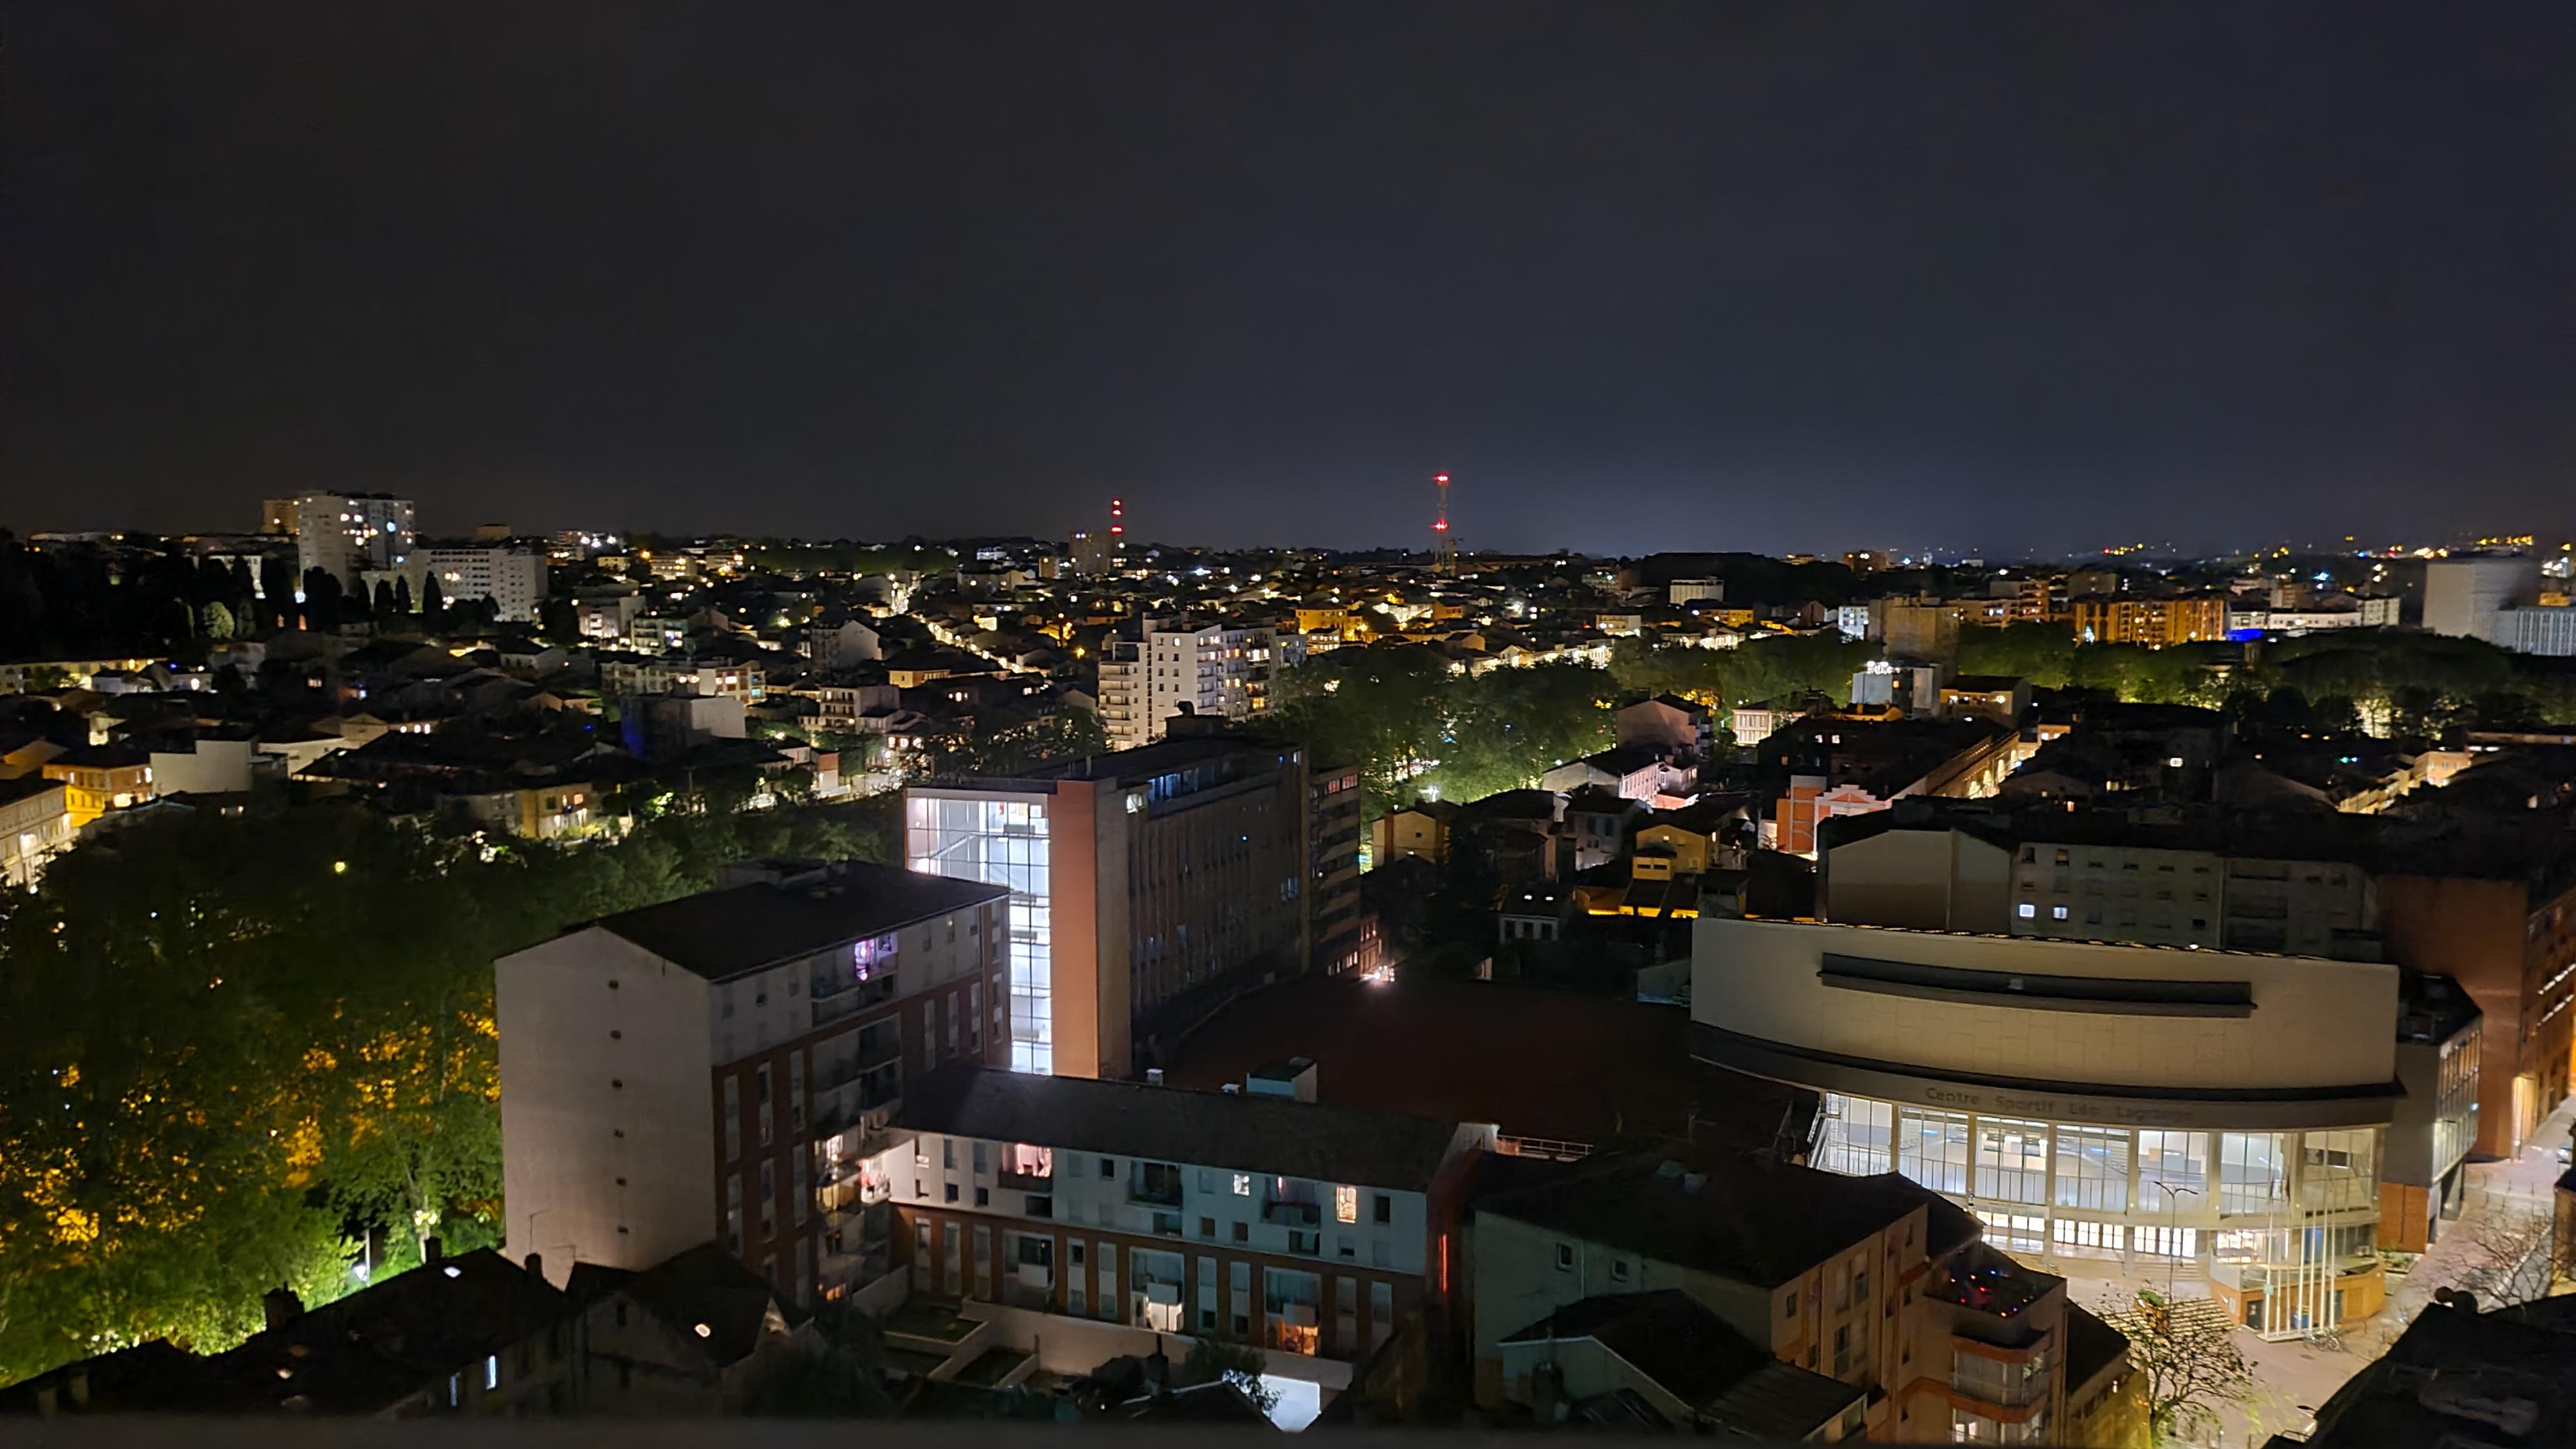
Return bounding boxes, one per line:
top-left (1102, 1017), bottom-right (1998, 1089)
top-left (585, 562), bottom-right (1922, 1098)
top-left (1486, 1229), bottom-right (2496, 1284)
top-left (1951, 1356), bottom-right (2052, 1409)
top-left (997, 1168), bottom-right (1052, 1192)
top-left (1262, 1199), bottom-right (1320, 1227)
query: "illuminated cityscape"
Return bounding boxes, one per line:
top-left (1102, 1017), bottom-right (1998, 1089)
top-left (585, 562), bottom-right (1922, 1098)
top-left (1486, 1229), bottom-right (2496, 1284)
top-left (4, 3), bottom-right (2574, 1443)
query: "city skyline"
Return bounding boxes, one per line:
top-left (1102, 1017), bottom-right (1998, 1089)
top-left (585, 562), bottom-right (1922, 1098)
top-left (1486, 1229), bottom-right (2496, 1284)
top-left (4, 3), bottom-right (2571, 555)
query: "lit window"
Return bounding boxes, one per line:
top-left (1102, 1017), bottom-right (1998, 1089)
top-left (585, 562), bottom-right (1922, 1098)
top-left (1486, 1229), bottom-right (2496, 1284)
top-left (2016, 903), bottom-right (2037, 919)
top-left (1335, 1184), bottom-right (1358, 1223)
top-left (2051, 905), bottom-right (2069, 921)
top-left (483, 1354), bottom-right (498, 1390)
top-left (1232, 1174), bottom-right (1252, 1197)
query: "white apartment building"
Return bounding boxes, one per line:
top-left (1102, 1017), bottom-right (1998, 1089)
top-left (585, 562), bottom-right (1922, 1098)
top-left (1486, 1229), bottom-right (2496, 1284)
top-left (290, 491), bottom-right (416, 586)
top-left (864, 1061), bottom-right (1489, 1419)
top-left (1095, 619), bottom-right (1275, 751)
top-left (2007, 839), bottom-right (2377, 958)
top-left (420, 546), bottom-right (549, 622)
top-left (2423, 555), bottom-right (2540, 645)
top-left (497, 859), bottom-right (1010, 1302)
top-left (2503, 602), bottom-right (2576, 657)
top-left (0, 778), bottom-right (73, 889)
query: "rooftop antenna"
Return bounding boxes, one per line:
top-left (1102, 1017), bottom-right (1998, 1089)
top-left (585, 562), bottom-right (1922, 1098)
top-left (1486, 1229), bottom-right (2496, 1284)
top-left (1432, 473), bottom-right (1456, 577)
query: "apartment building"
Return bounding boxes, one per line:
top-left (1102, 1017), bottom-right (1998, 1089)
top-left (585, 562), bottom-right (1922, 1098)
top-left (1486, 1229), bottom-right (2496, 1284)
top-left (288, 490), bottom-right (416, 586)
top-left (869, 1062), bottom-right (1492, 1413)
top-left (1095, 618), bottom-right (1276, 750)
top-left (2007, 839), bottom-right (2377, 958)
top-left (1469, 1152), bottom-right (2115, 1443)
top-left (39, 747), bottom-right (153, 829)
top-left (2377, 870), bottom-right (2576, 1156)
top-left (1310, 762), bottom-right (1367, 974)
top-left (2382, 973), bottom-right (2483, 1253)
top-left (2069, 595), bottom-right (2228, 647)
top-left (1694, 917), bottom-right (2402, 1333)
top-left (2422, 554), bottom-right (2540, 645)
top-left (418, 546), bottom-right (548, 622)
top-left (497, 858), bottom-right (1011, 1301)
top-left (0, 778), bottom-right (73, 888)
top-left (905, 732), bottom-right (1314, 1079)
top-left (1821, 810), bottom-right (2382, 960)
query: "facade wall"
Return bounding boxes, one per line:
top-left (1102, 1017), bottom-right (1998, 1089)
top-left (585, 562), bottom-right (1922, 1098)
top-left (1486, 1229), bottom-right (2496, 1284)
top-left (499, 930), bottom-right (717, 1280)
top-left (1696, 917), bottom-right (2398, 1096)
top-left (2378, 875), bottom-right (2575, 1156)
top-left (0, 783), bottom-right (73, 888)
top-left (880, 1127), bottom-right (1429, 1371)
top-left (1828, 827), bottom-right (2012, 933)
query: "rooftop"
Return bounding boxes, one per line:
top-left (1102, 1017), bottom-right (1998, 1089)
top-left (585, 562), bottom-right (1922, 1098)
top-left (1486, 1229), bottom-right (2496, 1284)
top-left (1476, 1152), bottom-right (1975, 1289)
top-left (594, 859), bottom-right (1007, 982)
top-left (1161, 974), bottom-right (1802, 1153)
top-left (893, 1062), bottom-right (1482, 1192)
top-left (1501, 1290), bottom-right (1859, 1438)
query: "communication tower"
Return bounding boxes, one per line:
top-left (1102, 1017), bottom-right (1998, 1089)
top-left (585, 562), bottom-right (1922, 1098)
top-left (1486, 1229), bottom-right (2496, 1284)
top-left (1432, 473), bottom-right (1457, 576)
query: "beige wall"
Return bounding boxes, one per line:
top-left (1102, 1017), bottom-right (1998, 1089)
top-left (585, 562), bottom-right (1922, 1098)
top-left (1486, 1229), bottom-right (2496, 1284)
top-left (1694, 917), bottom-right (2397, 1094)
top-left (500, 928), bottom-right (716, 1282)
top-left (1826, 828), bottom-right (2011, 933)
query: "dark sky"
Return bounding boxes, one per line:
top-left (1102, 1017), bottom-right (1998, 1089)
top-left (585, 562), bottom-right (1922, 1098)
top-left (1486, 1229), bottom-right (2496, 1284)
top-left (4, 3), bottom-right (2570, 557)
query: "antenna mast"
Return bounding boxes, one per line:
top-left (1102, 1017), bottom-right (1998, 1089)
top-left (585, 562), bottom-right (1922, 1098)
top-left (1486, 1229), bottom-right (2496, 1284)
top-left (1432, 473), bottom-right (1456, 576)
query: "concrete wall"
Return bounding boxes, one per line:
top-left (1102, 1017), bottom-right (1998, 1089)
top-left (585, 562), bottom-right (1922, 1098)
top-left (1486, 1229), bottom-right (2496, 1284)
top-left (1827, 827), bottom-right (2011, 933)
top-left (500, 928), bottom-right (716, 1282)
top-left (1693, 917), bottom-right (2398, 1094)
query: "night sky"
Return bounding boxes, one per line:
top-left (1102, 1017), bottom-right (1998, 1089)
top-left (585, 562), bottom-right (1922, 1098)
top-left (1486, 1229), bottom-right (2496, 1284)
top-left (4, 3), bottom-right (2570, 557)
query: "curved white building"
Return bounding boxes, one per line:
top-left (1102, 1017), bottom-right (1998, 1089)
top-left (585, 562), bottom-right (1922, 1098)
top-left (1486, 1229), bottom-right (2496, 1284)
top-left (1691, 916), bottom-right (2400, 1331)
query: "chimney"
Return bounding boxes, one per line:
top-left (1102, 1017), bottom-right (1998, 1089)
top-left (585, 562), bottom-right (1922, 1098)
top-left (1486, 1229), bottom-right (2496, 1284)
top-left (423, 1235), bottom-right (445, 1264)
top-left (523, 1251), bottom-right (544, 1281)
top-left (263, 1285), bottom-right (305, 1331)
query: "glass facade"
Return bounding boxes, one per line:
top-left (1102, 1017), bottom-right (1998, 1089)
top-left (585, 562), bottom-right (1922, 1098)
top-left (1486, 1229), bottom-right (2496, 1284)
top-left (908, 793), bottom-right (1055, 1073)
top-left (1818, 1092), bottom-right (2380, 1269)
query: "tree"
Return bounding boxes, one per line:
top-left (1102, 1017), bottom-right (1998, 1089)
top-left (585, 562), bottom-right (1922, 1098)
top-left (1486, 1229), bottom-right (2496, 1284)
top-left (393, 576), bottom-right (413, 616)
top-left (2101, 1289), bottom-right (2255, 1446)
top-left (2453, 1201), bottom-right (2554, 1307)
top-left (300, 567), bottom-right (343, 632)
top-left (200, 601), bottom-right (236, 641)
top-left (417, 568), bottom-right (446, 622)
top-left (1179, 1334), bottom-right (1278, 1415)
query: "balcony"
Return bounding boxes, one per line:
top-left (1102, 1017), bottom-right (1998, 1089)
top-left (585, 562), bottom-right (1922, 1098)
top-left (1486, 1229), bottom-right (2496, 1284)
top-left (811, 972), bottom-right (900, 1026)
top-left (1951, 1353), bottom-right (2053, 1409)
top-left (1262, 1199), bottom-right (1321, 1227)
top-left (1129, 1163), bottom-right (1185, 1208)
top-left (998, 1167), bottom-right (1052, 1193)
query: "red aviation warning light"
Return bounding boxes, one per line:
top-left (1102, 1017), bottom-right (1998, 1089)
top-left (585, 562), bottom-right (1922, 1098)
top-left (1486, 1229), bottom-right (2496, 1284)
top-left (1109, 496), bottom-right (1124, 537)
top-left (1431, 473), bottom-right (1457, 576)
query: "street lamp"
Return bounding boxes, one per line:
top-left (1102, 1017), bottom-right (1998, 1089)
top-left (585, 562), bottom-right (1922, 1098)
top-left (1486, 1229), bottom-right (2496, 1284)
top-left (2160, 1184), bottom-right (2201, 1299)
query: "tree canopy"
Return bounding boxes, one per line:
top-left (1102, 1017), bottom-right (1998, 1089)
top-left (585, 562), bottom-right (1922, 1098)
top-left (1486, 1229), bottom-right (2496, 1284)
top-left (0, 795), bottom-right (900, 1383)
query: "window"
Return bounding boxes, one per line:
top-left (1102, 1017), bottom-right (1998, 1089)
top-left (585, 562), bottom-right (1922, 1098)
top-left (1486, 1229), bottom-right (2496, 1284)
top-left (943, 1139), bottom-right (956, 1170)
top-left (2054, 1126), bottom-right (2131, 1212)
top-left (1101, 1158), bottom-right (1117, 1178)
top-left (1233, 1221), bottom-right (1249, 1243)
top-left (1783, 1289), bottom-right (1798, 1319)
top-left (484, 1354), bottom-right (499, 1391)
top-left (723, 1077), bottom-right (741, 1161)
top-left (1896, 1107), bottom-right (1970, 1194)
top-left (1611, 1259), bottom-right (1630, 1284)
top-left (2216, 1132), bottom-right (2288, 1215)
top-left (1373, 1192), bottom-right (1393, 1224)
top-left (2137, 1130), bottom-right (2211, 1209)
top-left (945, 1183), bottom-right (959, 1203)
top-left (2016, 903), bottom-right (2037, 919)
top-left (1335, 1184), bottom-right (1358, 1223)
top-left (972, 1142), bottom-right (988, 1174)
top-left (724, 1175), bottom-right (742, 1254)
top-left (1816, 1093), bottom-right (1893, 1176)
top-left (2050, 905), bottom-right (2069, 921)
top-left (1974, 1118), bottom-right (2050, 1204)
top-left (758, 1162), bottom-right (776, 1239)
top-left (1232, 1173), bottom-right (1252, 1197)
top-left (1555, 1243), bottom-right (1575, 1272)
top-left (2300, 1129), bottom-right (2377, 1210)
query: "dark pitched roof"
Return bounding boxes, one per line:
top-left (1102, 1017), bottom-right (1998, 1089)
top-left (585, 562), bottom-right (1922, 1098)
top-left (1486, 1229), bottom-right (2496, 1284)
top-left (0, 1340), bottom-right (253, 1414)
top-left (207, 1249), bottom-right (565, 1413)
top-left (1476, 1153), bottom-right (1952, 1289)
top-left (565, 1243), bottom-right (804, 1366)
top-left (894, 1063), bottom-right (1478, 1192)
top-left (2303, 1296), bottom-right (2576, 1449)
top-left (595, 861), bottom-right (1007, 981)
top-left (1501, 1291), bottom-right (1860, 1439)
top-left (2062, 1302), bottom-right (2130, 1395)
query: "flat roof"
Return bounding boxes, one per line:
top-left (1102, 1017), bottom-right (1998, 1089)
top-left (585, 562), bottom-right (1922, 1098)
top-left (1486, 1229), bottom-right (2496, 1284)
top-left (894, 1062), bottom-right (1476, 1192)
top-left (595, 861), bottom-right (1006, 981)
